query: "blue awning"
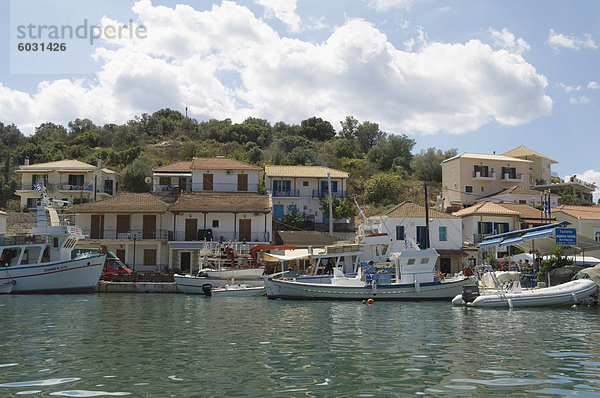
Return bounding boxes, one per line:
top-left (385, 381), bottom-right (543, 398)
top-left (499, 236), bottom-right (524, 247)
top-left (479, 237), bottom-right (504, 247)
top-left (522, 229), bottom-right (555, 240)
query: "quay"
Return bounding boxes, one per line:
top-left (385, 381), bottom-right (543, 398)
top-left (95, 280), bottom-right (177, 293)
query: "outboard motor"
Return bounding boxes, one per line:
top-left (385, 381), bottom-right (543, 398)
top-left (202, 283), bottom-right (212, 297)
top-left (462, 285), bottom-right (480, 303)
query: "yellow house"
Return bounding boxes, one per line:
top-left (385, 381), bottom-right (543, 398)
top-left (552, 205), bottom-right (600, 256)
top-left (441, 153), bottom-right (531, 209)
top-left (16, 159), bottom-right (119, 210)
top-left (502, 145), bottom-right (557, 186)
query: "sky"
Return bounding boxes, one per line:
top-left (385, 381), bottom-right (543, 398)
top-left (1, 0), bottom-right (599, 199)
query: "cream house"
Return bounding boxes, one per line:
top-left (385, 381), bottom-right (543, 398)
top-left (453, 201), bottom-right (521, 247)
top-left (552, 205), bottom-right (600, 256)
top-left (16, 159), bottom-right (119, 210)
top-left (502, 145), bottom-right (557, 186)
top-left (69, 193), bottom-right (170, 272)
top-left (441, 153), bottom-right (531, 208)
top-left (190, 157), bottom-right (262, 192)
top-left (264, 165), bottom-right (349, 228)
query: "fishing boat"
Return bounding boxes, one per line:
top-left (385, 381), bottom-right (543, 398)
top-left (174, 274), bottom-right (264, 296)
top-left (0, 189), bottom-right (105, 294)
top-left (264, 248), bottom-right (473, 300)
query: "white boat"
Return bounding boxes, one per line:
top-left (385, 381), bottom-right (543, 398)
top-left (198, 266), bottom-right (265, 280)
top-left (452, 279), bottom-right (598, 308)
top-left (174, 274), bottom-right (265, 296)
top-left (0, 191), bottom-right (105, 294)
top-left (265, 248), bottom-right (473, 300)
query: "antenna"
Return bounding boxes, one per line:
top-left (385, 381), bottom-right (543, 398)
top-left (144, 177), bottom-right (152, 184)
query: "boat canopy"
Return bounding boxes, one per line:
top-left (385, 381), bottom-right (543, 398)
top-left (479, 221), bottom-right (570, 248)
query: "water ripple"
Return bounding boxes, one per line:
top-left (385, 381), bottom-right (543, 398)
top-left (0, 378), bottom-right (81, 387)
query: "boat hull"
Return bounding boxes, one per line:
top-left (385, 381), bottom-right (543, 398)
top-left (264, 277), bottom-right (472, 300)
top-left (211, 286), bottom-right (266, 297)
top-left (174, 274), bottom-right (264, 294)
top-left (452, 279), bottom-right (598, 307)
top-left (0, 254), bottom-right (105, 294)
top-left (201, 267), bottom-right (265, 280)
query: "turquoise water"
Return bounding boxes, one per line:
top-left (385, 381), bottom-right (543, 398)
top-left (1, 295), bottom-right (600, 397)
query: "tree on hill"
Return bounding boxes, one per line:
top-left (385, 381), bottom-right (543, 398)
top-left (120, 153), bottom-right (158, 193)
top-left (299, 117), bottom-right (336, 141)
top-left (410, 147), bottom-right (458, 182)
top-left (367, 134), bottom-right (415, 171)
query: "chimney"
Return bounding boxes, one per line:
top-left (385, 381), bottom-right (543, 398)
top-left (24, 157), bottom-right (30, 166)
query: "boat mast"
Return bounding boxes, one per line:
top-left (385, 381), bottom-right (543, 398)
top-left (424, 182), bottom-right (430, 250)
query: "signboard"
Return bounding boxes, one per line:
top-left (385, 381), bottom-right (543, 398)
top-left (555, 228), bottom-right (577, 245)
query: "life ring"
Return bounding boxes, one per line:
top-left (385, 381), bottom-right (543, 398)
top-left (462, 267), bottom-right (474, 277)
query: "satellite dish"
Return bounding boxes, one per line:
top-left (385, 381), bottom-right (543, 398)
top-left (144, 177), bottom-right (152, 184)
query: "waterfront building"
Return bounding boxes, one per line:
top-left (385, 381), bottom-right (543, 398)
top-left (264, 165), bottom-right (350, 231)
top-left (365, 201), bottom-right (466, 274)
top-left (552, 205), bottom-right (600, 257)
top-left (503, 145), bottom-right (596, 204)
top-left (69, 193), bottom-right (170, 272)
top-left (441, 152), bottom-right (531, 209)
top-left (477, 185), bottom-right (560, 209)
top-left (16, 158), bottom-right (119, 210)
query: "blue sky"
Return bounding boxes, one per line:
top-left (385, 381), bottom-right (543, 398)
top-left (1, 0), bottom-right (599, 195)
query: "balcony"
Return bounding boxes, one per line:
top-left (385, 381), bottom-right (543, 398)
top-left (268, 189), bottom-right (300, 198)
top-left (190, 182), bottom-right (260, 192)
top-left (19, 182), bottom-right (115, 196)
top-left (312, 190), bottom-right (348, 199)
top-left (472, 171), bottom-right (496, 180)
top-left (501, 173), bottom-right (524, 183)
top-left (81, 228), bottom-right (270, 243)
top-left (170, 230), bottom-right (270, 243)
top-left (82, 228), bottom-right (171, 241)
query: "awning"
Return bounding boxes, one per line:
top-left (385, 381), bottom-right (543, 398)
top-left (499, 236), bottom-right (524, 247)
top-left (522, 229), bottom-right (554, 240)
top-left (478, 221), bottom-right (571, 249)
top-left (263, 250), bottom-right (311, 262)
top-left (479, 237), bottom-right (503, 248)
top-left (153, 172), bottom-right (192, 177)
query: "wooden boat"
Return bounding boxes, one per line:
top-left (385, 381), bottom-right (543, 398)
top-left (0, 190), bottom-right (105, 294)
top-left (265, 248), bottom-right (473, 300)
top-left (174, 274), bottom-right (264, 296)
top-left (452, 279), bottom-right (597, 308)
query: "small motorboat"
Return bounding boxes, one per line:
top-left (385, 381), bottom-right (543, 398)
top-left (209, 284), bottom-right (266, 297)
top-left (452, 279), bottom-right (598, 308)
top-left (174, 273), bottom-right (264, 296)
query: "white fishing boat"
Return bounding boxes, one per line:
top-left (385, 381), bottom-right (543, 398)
top-left (174, 274), bottom-right (264, 296)
top-left (265, 248), bottom-right (473, 300)
top-left (452, 276), bottom-right (598, 308)
top-left (0, 190), bottom-right (105, 294)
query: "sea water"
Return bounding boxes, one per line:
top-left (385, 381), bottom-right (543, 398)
top-left (1, 294), bottom-right (600, 397)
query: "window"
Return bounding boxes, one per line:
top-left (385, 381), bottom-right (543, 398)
top-left (212, 220), bottom-right (219, 228)
top-left (68, 174), bottom-right (85, 188)
top-left (439, 226), bottom-right (447, 242)
top-left (407, 259), bottom-right (415, 265)
top-left (143, 249), bottom-right (157, 266)
top-left (26, 198), bottom-right (37, 209)
top-left (396, 225), bottom-right (405, 240)
top-left (303, 181), bottom-right (309, 186)
top-left (159, 177), bottom-right (170, 185)
top-left (420, 257), bottom-right (429, 264)
top-left (203, 174), bottom-right (213, 190)
top-left (465, 186), bottom-right (473, 193)
top-left (481, 187), bottom-right (485, 192)
top-left (478, 222), bottom-right (493, 234)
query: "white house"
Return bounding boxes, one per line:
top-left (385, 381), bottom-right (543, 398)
top-left (264, 165), bottom-right (349, 228)
top-left (371, 201), bottom-right (465, 274)
top-left (190, 157), bottom-right (262, 192)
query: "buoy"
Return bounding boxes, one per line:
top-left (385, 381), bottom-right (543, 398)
top-left (367, 298), bottom-right (374, 305)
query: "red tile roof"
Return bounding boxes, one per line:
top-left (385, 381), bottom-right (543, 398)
top-left (190, 157), bottom-right (261, 171)
top-left (153, 161), bottom-right (193, 173)
top-left (383, 202), bottom-right (458, 219)
top-left (169, 193), bottom-right (271, 213)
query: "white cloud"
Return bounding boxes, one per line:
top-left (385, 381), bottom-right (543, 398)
top-left (363, 0), bottom-right (418, 12)
top-left (489, 28), bottom-right (530, 55)
top-left (588, 81), bottom-right (600, 90)
top-left (569, 96), bottom-right (590, 104)
top-left (255, 0), bottom-right (301, 33)
top-left (547, 29), bottom-right (597, 51)
top-left (557, 82), bottom-right (581, 93)
top-left (0, 0), bottom-right (553, 136)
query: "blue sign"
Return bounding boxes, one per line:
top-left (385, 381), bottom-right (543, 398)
top-left (555, 228), bottom-right (577, 245)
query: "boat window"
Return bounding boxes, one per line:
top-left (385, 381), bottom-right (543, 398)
top-left (421, 258), bottom-right (429, 264)
top-left (53, 238), bottom-right (59, 248)
top-left (375, 246), bottom-right (379, 256)
top-left (407, 259), bottom-right (415, 265)
top-left (382, 245), bottom-right (388, 255)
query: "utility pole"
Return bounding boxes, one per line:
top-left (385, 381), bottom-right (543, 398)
top-left (424, 182), bottom-right (430, 249)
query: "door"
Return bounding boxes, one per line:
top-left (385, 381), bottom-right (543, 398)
top-left (416, 226), bottom-right (428, 249)
top-left (288, 204), bottom-right (297, 216)
top-left (116, 249), bottom-right (126, 264)
top-left (116, 215), bottom-right (130, 238)
top-left (203, 174), bottom-right (213, 191)
top-left (273, 204), bottom-right (284, 221)
top-left (185, 218), bottom-right (197, 241)
top-left (179, 177), bottom-right (187, 191)
top-left (239, 219), bottom-right (251, 242)
top-left (180, 252), bottom-right (191, 273)
top-left (440, 258), bottom-right (451, 275)
top-left (143, 215), bottom-right (156, 239)
top-left (143, 249), bottom-right (157, 266)
top-left (91, 214), bottom-right (104, 239)
top-left (237, 174), bottom-right (248, 191)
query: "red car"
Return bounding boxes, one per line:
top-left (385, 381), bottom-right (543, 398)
top-left (102, 257), bottom-right (132, 280)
